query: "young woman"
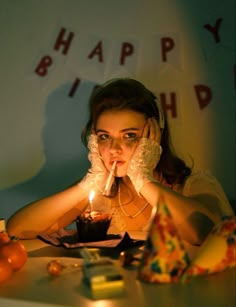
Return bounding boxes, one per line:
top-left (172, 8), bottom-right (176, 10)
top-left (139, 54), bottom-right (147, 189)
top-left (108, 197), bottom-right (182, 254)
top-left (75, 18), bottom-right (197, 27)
top-left (7, 78), bottom-right (234, 246)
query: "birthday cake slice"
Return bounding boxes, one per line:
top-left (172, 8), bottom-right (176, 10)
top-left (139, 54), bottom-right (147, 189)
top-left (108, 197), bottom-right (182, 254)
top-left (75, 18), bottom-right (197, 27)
top-left (76, 211), bottom-right (111, 242)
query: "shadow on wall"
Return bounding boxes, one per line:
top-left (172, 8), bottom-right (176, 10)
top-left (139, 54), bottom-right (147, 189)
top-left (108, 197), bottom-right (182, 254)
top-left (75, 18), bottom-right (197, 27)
top-left (0, 81), bottom-right (96, 221)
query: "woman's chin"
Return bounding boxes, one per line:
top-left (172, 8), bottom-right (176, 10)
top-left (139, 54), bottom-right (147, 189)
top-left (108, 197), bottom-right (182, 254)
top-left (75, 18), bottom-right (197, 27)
top-left (115, 170), bottom-right (127, 178)
top-left (112, 166), bottom-right (124, 177)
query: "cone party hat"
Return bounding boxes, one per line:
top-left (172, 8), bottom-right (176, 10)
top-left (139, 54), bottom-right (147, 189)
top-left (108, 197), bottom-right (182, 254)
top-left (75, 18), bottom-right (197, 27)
top-left (138, 197), bottom-right (190, 283)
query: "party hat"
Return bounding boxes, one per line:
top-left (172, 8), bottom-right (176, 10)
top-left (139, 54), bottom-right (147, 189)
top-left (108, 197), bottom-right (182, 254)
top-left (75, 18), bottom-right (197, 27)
top-left (138, 197), bottom-right (190, 283)
top-left (182, 215), bottom-right (236, 279)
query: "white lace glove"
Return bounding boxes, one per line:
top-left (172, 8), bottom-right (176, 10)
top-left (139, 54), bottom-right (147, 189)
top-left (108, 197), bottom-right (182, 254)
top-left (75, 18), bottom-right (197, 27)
top-left (127, 138), bottom-right (162, 194)
top-left (79, 134), bottom-right (110, 194)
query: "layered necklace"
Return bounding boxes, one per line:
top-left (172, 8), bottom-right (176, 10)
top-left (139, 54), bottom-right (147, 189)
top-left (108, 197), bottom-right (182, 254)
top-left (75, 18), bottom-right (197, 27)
top-left (118, 185), bottom-right (149, 219)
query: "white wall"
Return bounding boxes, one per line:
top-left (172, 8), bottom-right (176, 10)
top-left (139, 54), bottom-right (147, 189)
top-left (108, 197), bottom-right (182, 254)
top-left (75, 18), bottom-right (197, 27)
top-left (0, 0), bottom-right (235, 219)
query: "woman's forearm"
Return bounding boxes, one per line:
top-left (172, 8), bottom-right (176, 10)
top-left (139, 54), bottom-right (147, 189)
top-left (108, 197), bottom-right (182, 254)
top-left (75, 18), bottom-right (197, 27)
top-left (140, 181), bottom-right (222, 245)
top-left (7, 184), bottom-right (89, 239)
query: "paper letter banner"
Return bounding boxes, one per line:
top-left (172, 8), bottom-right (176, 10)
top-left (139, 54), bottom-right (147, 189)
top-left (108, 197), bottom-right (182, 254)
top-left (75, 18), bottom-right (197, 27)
top-left (105, 38), bottom-right (140, 79)
top-left (153, 33), bottom-right (182, 73)
top-left (66, 34), bottom-right (111, 82)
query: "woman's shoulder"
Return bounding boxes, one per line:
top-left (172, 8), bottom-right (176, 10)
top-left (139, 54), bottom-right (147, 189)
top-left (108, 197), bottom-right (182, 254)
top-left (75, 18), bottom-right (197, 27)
top-left (181, 169), bottom-right (228, 196)
top-left (185, 169), bottom-right (217, 183)
top-left (174, 170), bottom-right (217, 194)
top-left (182, 169), bottom-right (234, 216)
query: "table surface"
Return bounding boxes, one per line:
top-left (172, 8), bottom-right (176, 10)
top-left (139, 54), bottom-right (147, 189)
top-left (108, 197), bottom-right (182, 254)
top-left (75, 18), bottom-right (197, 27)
top-left (0, 238), bottom-right (235, 307)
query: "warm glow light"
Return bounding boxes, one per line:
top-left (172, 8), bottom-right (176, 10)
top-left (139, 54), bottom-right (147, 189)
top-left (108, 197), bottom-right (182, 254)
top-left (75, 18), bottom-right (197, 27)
top-left (89, 190), bottom-right (95, 204)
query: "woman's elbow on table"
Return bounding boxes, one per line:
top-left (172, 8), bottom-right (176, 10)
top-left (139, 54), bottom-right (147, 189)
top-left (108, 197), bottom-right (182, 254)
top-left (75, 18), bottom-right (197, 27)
top-left (7, 219), bottom-right (43, 240)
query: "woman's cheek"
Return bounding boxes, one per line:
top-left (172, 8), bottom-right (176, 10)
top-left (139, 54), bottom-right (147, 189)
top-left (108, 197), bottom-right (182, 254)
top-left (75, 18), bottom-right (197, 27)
top-left (128, 142), bottom-right (139, 157)
top-left (98, 146), bottom-right (110, 169)
top-left (98, 142), bottom-right (107, 156)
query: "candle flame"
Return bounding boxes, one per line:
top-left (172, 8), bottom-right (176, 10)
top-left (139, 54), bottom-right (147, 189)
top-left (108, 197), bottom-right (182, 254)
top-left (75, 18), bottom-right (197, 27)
top-left (89, 190), bottom-right (95, 204)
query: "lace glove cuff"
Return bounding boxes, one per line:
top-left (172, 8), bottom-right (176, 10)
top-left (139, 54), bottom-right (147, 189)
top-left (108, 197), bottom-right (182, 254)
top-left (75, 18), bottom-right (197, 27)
top-left (127, 138), bottom-right (162, 194)
top-left (78, 134), bottom-right (109, 194)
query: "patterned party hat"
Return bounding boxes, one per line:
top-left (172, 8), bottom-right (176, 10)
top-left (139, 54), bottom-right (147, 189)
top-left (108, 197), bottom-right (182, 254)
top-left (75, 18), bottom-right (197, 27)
top-left (182, 215), bottom-right (236, 279)
top-left (138, 197), bottom-right (190, 283)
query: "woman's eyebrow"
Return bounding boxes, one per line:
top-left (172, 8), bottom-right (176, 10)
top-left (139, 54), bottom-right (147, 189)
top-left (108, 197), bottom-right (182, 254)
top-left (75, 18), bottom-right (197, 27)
top-left (121, 127), bottom-right (140, 132)
top-left (96, 129), bottom-right (108, 133)
top-left (96, 127), bottom-right (140, 134)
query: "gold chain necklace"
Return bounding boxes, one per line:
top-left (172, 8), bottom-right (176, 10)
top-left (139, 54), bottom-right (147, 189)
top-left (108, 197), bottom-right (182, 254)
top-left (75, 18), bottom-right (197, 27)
top-left (118, 185), bottom-right (149, 219)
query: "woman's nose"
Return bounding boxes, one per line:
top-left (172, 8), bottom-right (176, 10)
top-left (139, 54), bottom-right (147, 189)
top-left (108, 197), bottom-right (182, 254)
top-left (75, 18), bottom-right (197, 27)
top-left (109, 138), bottom-right (122, 153)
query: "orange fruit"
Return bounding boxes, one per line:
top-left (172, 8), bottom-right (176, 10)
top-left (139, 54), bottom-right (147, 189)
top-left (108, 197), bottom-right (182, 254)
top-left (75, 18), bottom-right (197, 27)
top-left (0, 257), bottom-right (13, 283)
top-left (0, 240), bottom-right (28, 271)
top-left (0, 232), bottom-right (10, 246)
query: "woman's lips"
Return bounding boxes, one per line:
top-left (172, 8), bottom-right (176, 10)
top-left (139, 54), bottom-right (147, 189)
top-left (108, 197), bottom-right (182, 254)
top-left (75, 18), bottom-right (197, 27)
top-left (107, 160), bottom-right (127, 177)
top-left (118, 162), bottom-right (126, 169)
top-left (110, 160), bottom-right (125, 166)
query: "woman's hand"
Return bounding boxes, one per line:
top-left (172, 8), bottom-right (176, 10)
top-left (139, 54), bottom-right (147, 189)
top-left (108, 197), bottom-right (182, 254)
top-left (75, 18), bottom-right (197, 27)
top-left (127, 118), bottom-right (162, 194)
top-left (142, 117), bottom-right (162, 142)
top-left (79, 134), bottom-right (110, 193)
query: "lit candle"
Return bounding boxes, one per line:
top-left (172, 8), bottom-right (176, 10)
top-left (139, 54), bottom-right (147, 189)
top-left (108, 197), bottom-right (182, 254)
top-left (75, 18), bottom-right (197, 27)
top-left (89, 190), bottom-right (95, 213)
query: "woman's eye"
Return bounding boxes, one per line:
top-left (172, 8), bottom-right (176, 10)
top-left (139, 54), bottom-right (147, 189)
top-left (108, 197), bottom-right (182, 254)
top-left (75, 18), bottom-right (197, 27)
top-left (97, 132), bottom-right (139, 145)
top-left (124, 133), bottom-right (138, 142)
top-left (97, 134), bottom-right (110, 141)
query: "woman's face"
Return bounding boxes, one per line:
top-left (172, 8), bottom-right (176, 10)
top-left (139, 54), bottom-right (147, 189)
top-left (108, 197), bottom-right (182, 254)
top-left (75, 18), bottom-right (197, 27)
top-left (95, 109), bottom-right (146, 177)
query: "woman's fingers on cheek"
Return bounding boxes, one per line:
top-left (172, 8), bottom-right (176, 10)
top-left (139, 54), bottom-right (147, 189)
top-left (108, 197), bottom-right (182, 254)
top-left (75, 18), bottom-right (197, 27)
top-left (142, 121), bottom-right (149, 138)
top-left (148, 118), bottom-right (156, 140)
top-left (154, 118), bottom-right (161, 139)
top-left (143, 119), bottom-right (161, 141)
top-left (151, 118), bottom-right (161, 142)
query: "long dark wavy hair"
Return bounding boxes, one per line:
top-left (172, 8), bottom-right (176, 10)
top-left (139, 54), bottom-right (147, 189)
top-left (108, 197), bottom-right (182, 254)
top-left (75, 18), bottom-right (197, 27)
top-left (81, 78), bottom-right (191, 186)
